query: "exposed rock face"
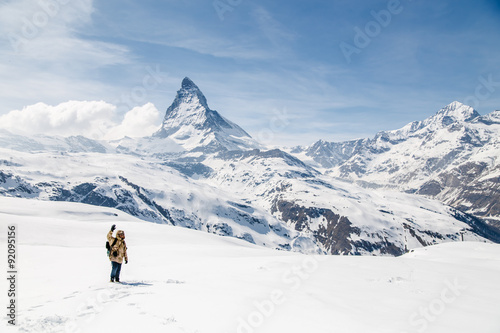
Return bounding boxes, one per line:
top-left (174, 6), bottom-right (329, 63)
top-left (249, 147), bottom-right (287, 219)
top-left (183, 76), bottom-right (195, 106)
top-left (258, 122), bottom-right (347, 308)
top-left (271, 199), bottom-right (364, 255)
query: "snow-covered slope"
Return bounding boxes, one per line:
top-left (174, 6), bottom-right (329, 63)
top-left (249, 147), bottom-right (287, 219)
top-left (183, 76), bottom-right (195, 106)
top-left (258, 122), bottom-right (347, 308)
top-left (0, 129), bottom-right (110, 153)
top-left (3, 142), bottom-right (494, 256)
top-left (1, 197), bottom-right (499, 333)
top-left (292, 102), bottom-right (500, 224)
top-left (0, 146), bottom-right (304, 252)
top-left (203, 149), bottom-right (497, 255)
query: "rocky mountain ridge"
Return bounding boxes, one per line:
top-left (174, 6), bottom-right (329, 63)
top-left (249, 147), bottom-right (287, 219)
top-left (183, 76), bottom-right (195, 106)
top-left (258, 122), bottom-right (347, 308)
top-left (291, 102), bottom-right (500, 227)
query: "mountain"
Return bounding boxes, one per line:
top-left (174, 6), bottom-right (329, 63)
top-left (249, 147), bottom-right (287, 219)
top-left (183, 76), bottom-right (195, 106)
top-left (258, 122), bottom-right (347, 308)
top-left (154, 77), bottom-right (260, 152)
top-left (1, 80), bottom-right (499, 256)
top-left (0, 129), bottom-right (110, 153)
top-left (292, 102), bottom-right (500, 228)
top-left (290, 138), bottom-right (366, 169)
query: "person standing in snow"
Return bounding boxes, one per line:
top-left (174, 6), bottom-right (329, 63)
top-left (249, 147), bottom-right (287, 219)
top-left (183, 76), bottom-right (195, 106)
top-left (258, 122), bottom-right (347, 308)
top-left (107, 224), bottom-right (128, 283)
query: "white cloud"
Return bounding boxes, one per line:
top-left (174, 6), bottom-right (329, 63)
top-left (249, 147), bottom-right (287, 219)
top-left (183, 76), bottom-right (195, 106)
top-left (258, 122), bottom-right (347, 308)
top-left (105, 103), bottom-right (162, 140)
top-left (0, 101), bottom-right (162, 140)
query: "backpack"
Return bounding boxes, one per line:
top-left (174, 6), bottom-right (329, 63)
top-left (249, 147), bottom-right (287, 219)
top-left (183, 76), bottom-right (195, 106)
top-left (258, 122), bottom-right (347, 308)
top-left (106, 238), bottom-right (118, 257)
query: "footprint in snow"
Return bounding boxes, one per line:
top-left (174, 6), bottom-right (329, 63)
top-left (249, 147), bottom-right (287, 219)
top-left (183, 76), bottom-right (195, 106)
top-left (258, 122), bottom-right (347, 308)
top-left (18, 315), bottom-right (70, 333)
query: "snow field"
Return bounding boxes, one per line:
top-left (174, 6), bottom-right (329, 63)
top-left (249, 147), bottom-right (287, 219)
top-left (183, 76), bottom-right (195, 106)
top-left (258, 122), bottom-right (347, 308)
top-left (1, 197), bottom-right (500, 333)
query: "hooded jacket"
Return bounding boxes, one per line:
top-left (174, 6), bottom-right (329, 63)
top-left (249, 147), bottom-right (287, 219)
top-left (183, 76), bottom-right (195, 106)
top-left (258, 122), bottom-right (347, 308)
top-left (107, 230), bottom-right (128, 264)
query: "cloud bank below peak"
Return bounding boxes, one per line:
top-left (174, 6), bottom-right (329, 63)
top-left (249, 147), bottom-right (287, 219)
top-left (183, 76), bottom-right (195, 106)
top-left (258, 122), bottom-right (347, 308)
top-left (0, 101), bottom-right (161, 141)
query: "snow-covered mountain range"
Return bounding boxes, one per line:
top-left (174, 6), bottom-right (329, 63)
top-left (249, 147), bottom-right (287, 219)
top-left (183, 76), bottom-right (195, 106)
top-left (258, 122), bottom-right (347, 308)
top-left (1, 78), bottom-right (499, 255)
top-left (290, 101), bottom-right (500, 229)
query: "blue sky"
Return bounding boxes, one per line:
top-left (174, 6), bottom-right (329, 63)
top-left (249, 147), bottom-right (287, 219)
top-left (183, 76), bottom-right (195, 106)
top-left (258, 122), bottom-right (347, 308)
top-left (1, 0), bottom-right (500, 146)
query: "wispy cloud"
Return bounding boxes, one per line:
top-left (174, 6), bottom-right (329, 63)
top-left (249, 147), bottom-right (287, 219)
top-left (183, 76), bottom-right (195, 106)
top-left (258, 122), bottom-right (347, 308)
top-left (251, 6), bottom-right (296, 47)
top-left (0, 0), bottom-right (131, 113)
top-left (0, 0), bottom-right (95, 54)
top-left (128, 34), bottom-right (276, 61)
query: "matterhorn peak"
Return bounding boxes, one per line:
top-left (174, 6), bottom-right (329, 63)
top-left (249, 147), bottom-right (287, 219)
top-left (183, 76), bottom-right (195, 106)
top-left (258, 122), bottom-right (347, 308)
top-left (154, 77), bottom-right (258, 152)
top-left (181, 77), bottom-right (197, 90)
top-left (167, 77), bottom-right (210, 111)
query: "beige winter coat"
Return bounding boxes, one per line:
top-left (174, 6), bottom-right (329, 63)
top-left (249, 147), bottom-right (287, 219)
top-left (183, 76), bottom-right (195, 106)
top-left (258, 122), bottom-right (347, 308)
top-left (107, 230), bottom-right (128, 264)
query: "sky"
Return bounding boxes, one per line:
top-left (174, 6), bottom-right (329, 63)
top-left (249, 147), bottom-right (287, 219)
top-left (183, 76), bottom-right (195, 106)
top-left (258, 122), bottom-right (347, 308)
top-left (0, 0), bottom-right (499, 146)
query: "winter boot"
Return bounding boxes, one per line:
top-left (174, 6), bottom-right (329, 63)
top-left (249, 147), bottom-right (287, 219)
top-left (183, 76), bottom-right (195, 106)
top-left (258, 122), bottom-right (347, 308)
top-left (110, 278), bottom-right (114, 282)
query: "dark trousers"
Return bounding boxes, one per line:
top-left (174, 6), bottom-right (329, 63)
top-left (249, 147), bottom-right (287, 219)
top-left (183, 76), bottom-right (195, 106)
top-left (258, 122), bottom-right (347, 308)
top-left (111, 261), bottom-right (122, 281)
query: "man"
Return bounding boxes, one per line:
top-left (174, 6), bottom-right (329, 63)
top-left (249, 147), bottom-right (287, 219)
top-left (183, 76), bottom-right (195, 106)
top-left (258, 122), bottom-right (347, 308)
top-left (107, 224), bottom-right (128, 283)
